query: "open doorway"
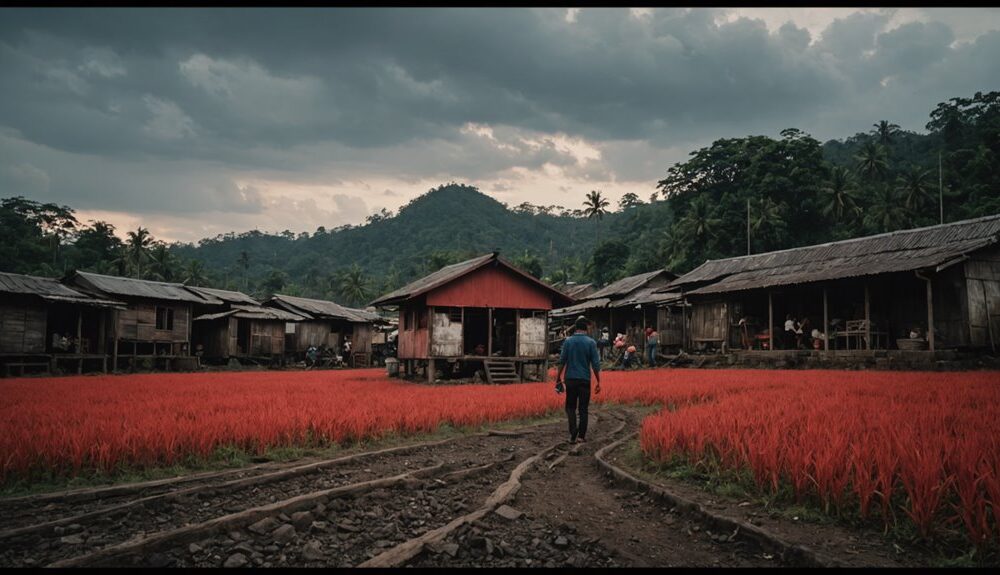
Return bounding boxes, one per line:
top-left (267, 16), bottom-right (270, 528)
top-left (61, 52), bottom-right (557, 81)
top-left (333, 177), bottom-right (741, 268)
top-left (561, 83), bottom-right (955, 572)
top-left (492, 308), bottom-right (517, 357)
top-left (236, 319), bottom-right (250, 355)
top-left (462, 307), bottom-right (489, 355)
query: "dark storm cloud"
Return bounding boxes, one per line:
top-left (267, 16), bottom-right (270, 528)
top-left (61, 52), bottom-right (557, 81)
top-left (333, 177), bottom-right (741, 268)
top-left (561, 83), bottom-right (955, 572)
top-left (0, 7), bottom-right (997, 224)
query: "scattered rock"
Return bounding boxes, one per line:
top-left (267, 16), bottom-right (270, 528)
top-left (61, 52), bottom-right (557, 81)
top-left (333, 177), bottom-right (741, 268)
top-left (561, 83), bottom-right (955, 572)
top-left (336, 522), bottom-right (360, 533)
top-left (59, 535), bottom-right (85, 545)
top-left (554, 536), bottom-right (569, 548)
top-left (188, 543), bottom-right (203, 555)
top-left (301, 541), bottom-right (324, 561)
top-left (310, 521), bottom-right (329, 533)
top-left (232, 543), bottom-right (256, 556)
top-left (248, 517), bottom-right (279, 535)
top-left (495, 505), bottom-right (523, 521)
top-left (665, 516), bottom-right (676, 526)
top-left (272, 524), bottom-right (297, 545)
top-left (290, 511), bottom-right (314, 530)
top-left (66, 523), bottom-right (83, 533)
top-left (223, 553), bottom-right (248, 568)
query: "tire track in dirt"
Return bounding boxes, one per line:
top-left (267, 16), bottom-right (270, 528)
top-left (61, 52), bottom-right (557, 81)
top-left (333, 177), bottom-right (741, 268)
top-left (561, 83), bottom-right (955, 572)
top-left (1, 413), bottom-right (604, 568)
top-left (406, 405), bottom-right (783, 568)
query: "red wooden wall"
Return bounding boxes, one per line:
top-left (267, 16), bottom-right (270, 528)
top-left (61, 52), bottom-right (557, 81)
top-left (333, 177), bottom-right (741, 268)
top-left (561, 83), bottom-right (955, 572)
top-left (397, 304), bottom-right (430, 359)
top-left (425, 266), bottom-right (555, 309)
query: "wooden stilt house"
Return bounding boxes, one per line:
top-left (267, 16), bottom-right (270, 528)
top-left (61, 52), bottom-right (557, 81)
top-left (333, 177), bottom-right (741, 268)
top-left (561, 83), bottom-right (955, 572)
top-left (187, 286), bottom-right (306, 363)
top-left (0, 271), bottom-right (123, 376)
top-left (660, 214), bottom-right (1000, 354)
top-left (370, 252), bottom-right (574, 383)
top-left (264, 294), bottom-right (380, 367)
top-left (66, 271), bottom-right (220, 371)
top-left (550, 269), bottom-right (677, 357)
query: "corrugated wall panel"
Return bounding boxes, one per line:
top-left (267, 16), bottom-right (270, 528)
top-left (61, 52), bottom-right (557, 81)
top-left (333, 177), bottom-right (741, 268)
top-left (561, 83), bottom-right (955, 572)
top-left (425, 266), bottom-right (554, 309)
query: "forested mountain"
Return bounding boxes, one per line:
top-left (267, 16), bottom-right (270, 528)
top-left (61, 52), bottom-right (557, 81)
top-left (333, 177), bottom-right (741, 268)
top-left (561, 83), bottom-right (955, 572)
top-left (170, 184), bottom-right (609, 304)
top-left (2, 90), bottom-right (997, 306)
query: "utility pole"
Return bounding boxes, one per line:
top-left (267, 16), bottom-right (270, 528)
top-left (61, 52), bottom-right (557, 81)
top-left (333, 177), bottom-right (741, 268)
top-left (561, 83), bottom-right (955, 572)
top-left (938, 150), bottom-right (944, 225)
top-left (746, 198), bottom-right (751, 255)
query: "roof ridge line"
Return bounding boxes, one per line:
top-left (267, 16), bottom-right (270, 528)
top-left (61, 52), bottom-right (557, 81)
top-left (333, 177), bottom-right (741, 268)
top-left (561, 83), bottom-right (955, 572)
top-left (694, 212), bottom-right (1000, 266)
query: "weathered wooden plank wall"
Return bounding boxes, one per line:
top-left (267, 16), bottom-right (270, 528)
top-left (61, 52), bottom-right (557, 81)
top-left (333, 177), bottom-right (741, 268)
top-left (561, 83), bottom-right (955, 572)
top-left (0, 303), bottom-right (46, 354)
top-left (965, 245), bottom-right (1000, 349)
top-left (690, 300), bottom-right (727, 343)
top-left (117, 301), bottom-right (190, 343)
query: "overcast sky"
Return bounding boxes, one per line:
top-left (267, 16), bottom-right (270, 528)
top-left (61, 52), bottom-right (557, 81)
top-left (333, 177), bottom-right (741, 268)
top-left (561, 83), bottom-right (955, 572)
top-left (2, 8), bottom-right (998, 243)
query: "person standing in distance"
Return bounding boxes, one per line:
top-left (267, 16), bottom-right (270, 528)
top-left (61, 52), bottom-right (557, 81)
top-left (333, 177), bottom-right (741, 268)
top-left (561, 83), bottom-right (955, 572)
top-left (555, 316), bottom-right (602, 444)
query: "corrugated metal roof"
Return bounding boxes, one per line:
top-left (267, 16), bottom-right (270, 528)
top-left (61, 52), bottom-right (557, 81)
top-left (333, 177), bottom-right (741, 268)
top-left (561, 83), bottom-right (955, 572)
top-left (72, 271), bottom-right (220, 304)
top-left (588, 269), bottom-right (676, 300)
top-left (370, 252), bottom-right (573, 307)
top-left (0, 271), bottom-right (124, 308)
top-left (551, 298), bottom-right (612, 318)
top-left (186, 286), bottom-right (260, 305)
top-left (564, 283), bottom-right (595, 299)
top-left (610, 287), bottom-right (684, 307)
top-left (268, 294), bottom-right (378, 323)
top-left (669, 214), bottom-right (1000, 296)
top-left (194, 304), bottom-right (307, 322)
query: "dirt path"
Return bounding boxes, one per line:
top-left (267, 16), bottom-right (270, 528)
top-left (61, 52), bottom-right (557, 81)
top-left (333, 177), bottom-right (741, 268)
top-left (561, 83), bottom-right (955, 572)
top-left (0, 405), bottom-right (927, 568)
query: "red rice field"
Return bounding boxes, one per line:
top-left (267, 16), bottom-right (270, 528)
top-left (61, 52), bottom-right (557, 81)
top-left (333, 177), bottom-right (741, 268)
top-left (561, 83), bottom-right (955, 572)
top-left (2, 369), bottom-right (999, 545)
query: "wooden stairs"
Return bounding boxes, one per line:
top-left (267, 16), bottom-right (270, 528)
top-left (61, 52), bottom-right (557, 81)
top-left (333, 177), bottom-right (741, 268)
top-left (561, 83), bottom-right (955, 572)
top-left (484, 360), bottom-right (520, 384)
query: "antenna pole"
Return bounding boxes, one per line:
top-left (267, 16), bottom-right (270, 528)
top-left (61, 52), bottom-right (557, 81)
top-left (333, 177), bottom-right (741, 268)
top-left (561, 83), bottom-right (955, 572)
top-left (746, 198), bottom-right (751, 255)
top-left (938, 150), bottom-right (943, 225)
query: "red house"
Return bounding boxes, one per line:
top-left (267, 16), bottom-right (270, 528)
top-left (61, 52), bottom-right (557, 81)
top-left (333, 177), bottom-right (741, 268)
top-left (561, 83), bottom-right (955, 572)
top-left (370, 252), bottom-right (573, 383)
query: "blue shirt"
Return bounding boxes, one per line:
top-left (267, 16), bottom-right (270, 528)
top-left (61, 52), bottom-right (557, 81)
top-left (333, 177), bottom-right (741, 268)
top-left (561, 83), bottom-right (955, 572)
top-left (559, 332), bottom-right (600, 381)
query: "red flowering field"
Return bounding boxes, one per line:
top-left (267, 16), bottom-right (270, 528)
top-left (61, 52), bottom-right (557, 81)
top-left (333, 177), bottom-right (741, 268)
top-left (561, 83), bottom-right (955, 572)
top-left (2, 369), bottom-right (998, 545)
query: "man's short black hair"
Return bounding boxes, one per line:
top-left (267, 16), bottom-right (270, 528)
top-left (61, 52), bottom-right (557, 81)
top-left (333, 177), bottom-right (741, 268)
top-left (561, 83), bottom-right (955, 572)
top-left (574, 317), bottom-right (589, 331)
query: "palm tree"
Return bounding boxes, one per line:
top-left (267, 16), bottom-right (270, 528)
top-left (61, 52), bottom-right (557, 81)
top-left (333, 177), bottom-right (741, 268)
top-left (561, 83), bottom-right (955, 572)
top-left (895, 166), bottom-right (934, 212)
top-left (182, 259), bottom-right (209, 287)
top-left (749, 196), bottom-right (787, 250)
top-left (820, 167), bottom-right (862, 222)
top-left (338, 264), bottom-right (371, 307)
top-left (864, 187), bottom-right (908, 233)
top-left (148, 243), bottom-right (178, 282)
top-left (678, 196), bottom-right (721, 244)
top-left (125, 227), bottom-right (153, 279)
top-left (855, 141), bottom-right (889, 184)
top-left (108, 246), bottom-right (129, 276)
top-left (659, 225), bottom-right (687, 270)
top-left (583, 190), bottom-right (610, 244)
top-left (871, 120), bottom-right (901, 148)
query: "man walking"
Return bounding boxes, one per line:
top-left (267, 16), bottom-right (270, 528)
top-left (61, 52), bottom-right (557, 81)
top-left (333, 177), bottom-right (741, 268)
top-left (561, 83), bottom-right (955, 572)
top-left (555, 316), bottom-right (602, 444)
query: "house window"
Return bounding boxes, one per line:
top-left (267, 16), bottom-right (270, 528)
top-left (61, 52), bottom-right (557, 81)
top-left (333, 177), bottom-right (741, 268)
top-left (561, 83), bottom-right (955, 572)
top-left (285, 323), bottom-right (296, 334)
top-left (155, 307), bottom-right (174, 331)
top-left (448, 307), bottom-right (462, 322)
top-left (418, 310), bottom-right (428, 329)
top-left (408, 310), bottom-right (416, 331)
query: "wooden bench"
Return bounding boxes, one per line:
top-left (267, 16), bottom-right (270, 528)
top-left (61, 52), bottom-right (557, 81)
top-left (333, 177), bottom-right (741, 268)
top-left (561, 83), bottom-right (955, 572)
top-left (4, 362), bottom-right (50, 377)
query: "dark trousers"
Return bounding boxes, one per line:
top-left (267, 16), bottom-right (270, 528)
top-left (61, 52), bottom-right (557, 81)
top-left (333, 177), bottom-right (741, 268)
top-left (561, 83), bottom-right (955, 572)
top-left (565, 378), bottom-right (591, 440)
